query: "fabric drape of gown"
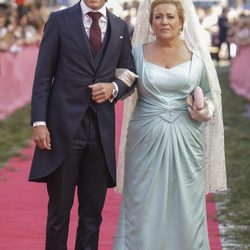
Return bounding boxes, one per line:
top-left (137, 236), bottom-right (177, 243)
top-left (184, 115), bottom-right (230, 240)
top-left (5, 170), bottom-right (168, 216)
top-left (113, 45), bottom-right (212, 250)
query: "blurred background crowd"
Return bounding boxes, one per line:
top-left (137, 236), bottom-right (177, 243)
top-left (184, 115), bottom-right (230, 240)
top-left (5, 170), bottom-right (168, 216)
top-left (1, 0), bottom-right (250, 99)
top-left (0, 0), bottom-right (47, 51)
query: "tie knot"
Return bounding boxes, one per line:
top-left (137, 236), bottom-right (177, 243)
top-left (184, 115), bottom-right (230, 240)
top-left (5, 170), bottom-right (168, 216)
top-left (87, 12), bottom-right (102, 22)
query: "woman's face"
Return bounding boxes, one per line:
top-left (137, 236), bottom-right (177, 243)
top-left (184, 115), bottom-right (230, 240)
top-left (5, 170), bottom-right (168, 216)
top-left (151, 3), bottom-right (182, 41)
top-left (19, 15), bottom-right (28, 26)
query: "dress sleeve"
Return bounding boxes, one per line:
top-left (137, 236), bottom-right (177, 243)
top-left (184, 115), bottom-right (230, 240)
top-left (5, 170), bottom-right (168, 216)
top-left (199, 66), bottom-right (213, 100)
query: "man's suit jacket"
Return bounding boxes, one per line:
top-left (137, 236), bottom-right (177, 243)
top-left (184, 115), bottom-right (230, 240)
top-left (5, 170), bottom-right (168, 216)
top-left (29, 1), bottom-right (135, 187)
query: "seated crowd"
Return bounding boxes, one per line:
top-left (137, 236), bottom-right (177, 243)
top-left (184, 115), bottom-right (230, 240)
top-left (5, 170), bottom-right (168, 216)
top-left (0, 1), bottom-right (48, 52)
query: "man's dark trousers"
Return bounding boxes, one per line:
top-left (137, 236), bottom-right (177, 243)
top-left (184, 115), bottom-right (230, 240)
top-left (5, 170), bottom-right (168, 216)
top-left (46, 108), bottom-right (109, 250)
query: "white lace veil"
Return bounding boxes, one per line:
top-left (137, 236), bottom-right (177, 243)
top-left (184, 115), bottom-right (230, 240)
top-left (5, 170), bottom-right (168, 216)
top-left (116, 0), bottom-right (227, 194)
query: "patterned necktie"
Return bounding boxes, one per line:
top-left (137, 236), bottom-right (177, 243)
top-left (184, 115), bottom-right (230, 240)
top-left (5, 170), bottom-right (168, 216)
top-left (87, 12), bottom-right (102, 54)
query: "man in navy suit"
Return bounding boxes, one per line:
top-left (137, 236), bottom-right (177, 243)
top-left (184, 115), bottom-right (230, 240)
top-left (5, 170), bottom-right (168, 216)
top-left (29, 0), bottom-right (135, 249)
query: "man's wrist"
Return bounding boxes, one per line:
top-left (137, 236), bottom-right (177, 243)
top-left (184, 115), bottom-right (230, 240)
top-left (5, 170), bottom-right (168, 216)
top-left (111, 82), bottom-right (118, 98)
top-left (33, 121), bottom-right (46, 127)
top-left (109, 82), bottom-right (119, 102)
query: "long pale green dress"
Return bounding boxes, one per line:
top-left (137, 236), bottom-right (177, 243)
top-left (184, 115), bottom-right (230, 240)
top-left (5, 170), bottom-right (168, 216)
top-left (113, 45), bottom-right (212, 250)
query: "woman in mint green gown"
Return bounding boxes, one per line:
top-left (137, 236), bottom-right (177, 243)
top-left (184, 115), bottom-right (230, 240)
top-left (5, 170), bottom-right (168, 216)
top-left (113, 44), bottom-right (211, 250)
top-left (112, 0), bottom-right (220, 249)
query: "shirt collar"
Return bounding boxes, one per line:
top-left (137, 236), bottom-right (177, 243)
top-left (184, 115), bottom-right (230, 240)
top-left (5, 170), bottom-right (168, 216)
top-left (81, 0), bottom-right (107, 18)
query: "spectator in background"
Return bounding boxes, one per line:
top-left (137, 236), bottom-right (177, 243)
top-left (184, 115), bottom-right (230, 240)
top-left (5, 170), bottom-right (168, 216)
top-left (27, 2), bottom-right (48, 38)
top-left (131, 0), bottom-right (139, 10)
top-left (230, 14), bottom-right (250, 100)
top-left (218, 7), bottom-right (230, 60)
top-left (0, 8), bottom-right (8, 50)
top-left (0, 5), bottom-right (18, 51)
top-left (122, 1), bottom-right (129, 11)
top-left (0, 2), bottom-right (45, 52)
top-left (14, 7), bottom-right (39, 46)
top-left (124, 14), bottom-right (134, 39)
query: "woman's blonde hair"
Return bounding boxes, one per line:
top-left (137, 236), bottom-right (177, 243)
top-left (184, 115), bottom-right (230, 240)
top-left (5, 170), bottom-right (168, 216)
top-left (149, 0), bottom-right (185, 30)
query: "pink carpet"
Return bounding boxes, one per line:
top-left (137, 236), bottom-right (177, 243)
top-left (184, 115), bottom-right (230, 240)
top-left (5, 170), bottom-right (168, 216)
top-left (0, 101), bottom-right (222, 249)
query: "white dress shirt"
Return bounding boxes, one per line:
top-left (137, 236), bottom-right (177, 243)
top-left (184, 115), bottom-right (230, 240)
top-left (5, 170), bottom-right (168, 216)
top-left (81, 1), bottom-right (108, 42)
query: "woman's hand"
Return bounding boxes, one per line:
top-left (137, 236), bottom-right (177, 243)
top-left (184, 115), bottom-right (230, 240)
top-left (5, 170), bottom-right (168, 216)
top-left (188, 99), bottom-right (214, 122)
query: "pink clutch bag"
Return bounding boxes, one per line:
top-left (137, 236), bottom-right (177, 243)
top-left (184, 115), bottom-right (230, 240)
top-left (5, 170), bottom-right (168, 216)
top-left (186, 87), bottom-right (204, 110)
top-left (193, 87), bottom-right (204, 110)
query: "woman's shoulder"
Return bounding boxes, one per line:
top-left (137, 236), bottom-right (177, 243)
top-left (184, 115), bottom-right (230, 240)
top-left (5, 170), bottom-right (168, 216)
top-left (132, 44), bottom-right (143, 51)
top-left (132, 44), bottom-right (144, 58)
top-left (191, 53), bottom-right (207, 77)
top-left (191, 51), bottom-right (205, 67)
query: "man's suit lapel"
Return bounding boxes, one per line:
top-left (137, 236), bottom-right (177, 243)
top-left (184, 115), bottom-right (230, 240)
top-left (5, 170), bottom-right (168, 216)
top-left (63, 2), bottom-right (95, 70)
top-left (96, 11), bottom-right (121, 74)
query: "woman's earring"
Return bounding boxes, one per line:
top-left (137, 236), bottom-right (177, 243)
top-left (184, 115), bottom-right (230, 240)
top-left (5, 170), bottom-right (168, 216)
top-left (178, 28), bottom-right (182, 35)
top-left (150, 27), bottom-right (155, 36)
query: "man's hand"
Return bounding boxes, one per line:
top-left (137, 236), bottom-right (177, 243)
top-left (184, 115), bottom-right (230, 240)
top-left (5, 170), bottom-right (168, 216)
top-left (33, 126), bottom-right (51, 150)
top-left (89, 83), bottom-right (113, 104)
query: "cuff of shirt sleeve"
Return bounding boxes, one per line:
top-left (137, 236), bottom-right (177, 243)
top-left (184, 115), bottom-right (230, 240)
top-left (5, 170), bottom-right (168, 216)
top-left (33, 121), bottom-right (46, 127)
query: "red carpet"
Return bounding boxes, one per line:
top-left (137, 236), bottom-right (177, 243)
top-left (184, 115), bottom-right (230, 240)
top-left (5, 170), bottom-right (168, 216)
top-left (0, 102), bottom-right (222, 249)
